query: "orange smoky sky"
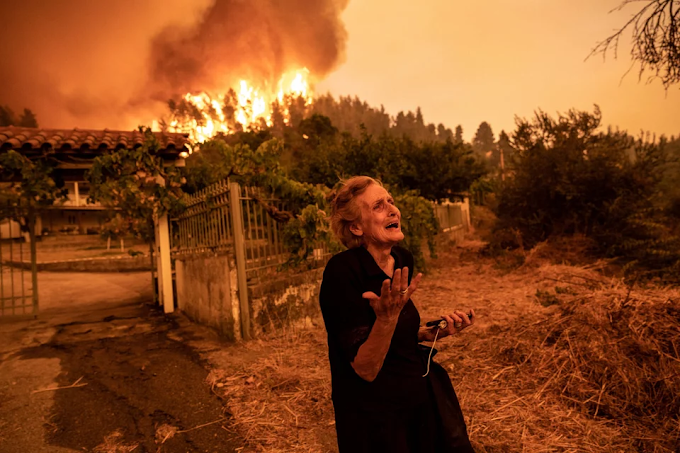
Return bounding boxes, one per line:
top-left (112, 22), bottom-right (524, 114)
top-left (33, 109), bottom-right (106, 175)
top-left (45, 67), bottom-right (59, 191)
top-left (0, 0), bottom-right (677, 140)
top-left (0, 0), bottom-right (210, 128)
top-left (318, 0), bottom-right (680, 140)
top-left (0, 0), bottom-right (348, 130)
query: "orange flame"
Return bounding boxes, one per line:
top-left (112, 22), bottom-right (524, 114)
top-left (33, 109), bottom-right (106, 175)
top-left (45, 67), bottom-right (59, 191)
top-left (168, 68), bottom-right (312, 144)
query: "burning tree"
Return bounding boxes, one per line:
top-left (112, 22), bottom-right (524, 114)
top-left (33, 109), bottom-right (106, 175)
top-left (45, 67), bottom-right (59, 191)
top-left (164, 69), bottom-right (313, 142)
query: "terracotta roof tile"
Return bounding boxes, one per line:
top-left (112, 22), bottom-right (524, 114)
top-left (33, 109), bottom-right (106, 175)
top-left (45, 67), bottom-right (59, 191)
top-left (0, 126), bottom-right (189, 154)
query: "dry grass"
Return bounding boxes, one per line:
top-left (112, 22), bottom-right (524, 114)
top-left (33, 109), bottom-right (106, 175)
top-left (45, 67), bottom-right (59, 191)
top-left (154, 424), bottom-right (179, 445)
top-left (425, 241), bottom-right (680, 453)
top-left (453, 272), bottom-right (679, 452)
top-left (202, 238), bottom-right (680, 453)
top-left (205, 329), bottom-right (335, 453)
top-left (92, 430), bottom-right (139, 453)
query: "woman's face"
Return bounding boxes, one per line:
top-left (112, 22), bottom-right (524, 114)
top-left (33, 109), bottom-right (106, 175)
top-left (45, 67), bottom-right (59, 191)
top-left (351, 184), bottom-right (404, 247)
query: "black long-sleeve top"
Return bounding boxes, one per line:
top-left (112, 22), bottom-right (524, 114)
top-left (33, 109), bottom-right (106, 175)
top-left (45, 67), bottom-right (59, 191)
top-left (319, 245), bottom-right (430, 411)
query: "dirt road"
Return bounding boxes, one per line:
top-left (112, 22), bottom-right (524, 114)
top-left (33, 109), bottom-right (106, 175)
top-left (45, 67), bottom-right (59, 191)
top-left (0, 272), bottom-right (241, 453)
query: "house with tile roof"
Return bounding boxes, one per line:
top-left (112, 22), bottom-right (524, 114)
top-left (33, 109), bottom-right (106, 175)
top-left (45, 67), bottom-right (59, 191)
top-left (0, 126), bottom-right (190, 236)
top-left (0, 126), bottom-right (189, 314)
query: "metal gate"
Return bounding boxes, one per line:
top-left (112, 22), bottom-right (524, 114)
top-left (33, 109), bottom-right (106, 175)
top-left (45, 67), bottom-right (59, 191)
top-left (0, 203), bottom-right (38, 319)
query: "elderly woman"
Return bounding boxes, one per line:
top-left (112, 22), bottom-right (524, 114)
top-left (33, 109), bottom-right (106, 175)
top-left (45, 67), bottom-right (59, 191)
top-left (320, 176), bottom-right (476, 453)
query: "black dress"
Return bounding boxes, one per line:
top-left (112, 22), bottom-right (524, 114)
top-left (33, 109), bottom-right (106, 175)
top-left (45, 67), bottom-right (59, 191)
top-left (319, 246), bottom-right (474, 453)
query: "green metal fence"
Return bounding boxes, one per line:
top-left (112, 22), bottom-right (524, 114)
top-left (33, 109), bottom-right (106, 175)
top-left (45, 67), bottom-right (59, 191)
top-left (0, 202), bottom-right (39, 319)
top-left (172, 180), bottom-right (330, 272)
top-left (173, 179), bottom-right (233, 256)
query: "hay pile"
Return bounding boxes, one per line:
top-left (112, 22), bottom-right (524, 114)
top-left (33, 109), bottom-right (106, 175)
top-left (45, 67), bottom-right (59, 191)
top-left (447, 264), bottom-right (680, 453)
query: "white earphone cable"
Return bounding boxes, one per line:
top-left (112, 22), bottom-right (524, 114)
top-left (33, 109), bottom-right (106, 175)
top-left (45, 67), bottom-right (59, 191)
top-left (422, 327), bottom-right (440, 377)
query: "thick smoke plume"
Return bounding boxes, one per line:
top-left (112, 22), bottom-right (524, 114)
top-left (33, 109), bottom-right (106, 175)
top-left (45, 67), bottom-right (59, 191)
top-left (0, 0), bottom-right (348, 130)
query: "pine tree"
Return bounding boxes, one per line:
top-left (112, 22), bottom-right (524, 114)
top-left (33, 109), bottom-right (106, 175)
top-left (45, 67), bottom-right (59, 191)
top-left (18, 109), bottom-right (38, 128)
top-left (473, 121), bottom-right (495, 156)
top-left (496, 130), bottom-right (513, 171)
top-left (454, 125), bottom-right (464, 144)
top-left (0, 106), bottom-right (17, 126)
top-left (0, 106), bottom-right (39, 127)
top-left (437, 124), bottom-right (453, 141)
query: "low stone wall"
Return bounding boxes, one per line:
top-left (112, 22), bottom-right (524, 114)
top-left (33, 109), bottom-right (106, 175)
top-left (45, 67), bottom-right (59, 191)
top-left (175, 253), bottom-right (239, 341)
top-left (173, 252), bottom-right (325, 340)
top-left (2, 255), bottom-right (152, 272)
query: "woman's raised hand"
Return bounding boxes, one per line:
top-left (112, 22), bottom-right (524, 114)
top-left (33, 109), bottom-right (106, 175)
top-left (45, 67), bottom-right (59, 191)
top-left (362, 267), bottom-right (423, 322)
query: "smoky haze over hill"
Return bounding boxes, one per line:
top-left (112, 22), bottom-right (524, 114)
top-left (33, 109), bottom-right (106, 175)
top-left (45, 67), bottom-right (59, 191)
top-left (0, 0), bottom-right (349, 130)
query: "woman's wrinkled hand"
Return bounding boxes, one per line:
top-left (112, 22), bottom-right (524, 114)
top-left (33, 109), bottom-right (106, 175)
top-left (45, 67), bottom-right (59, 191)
top-left (420, 309), bottom-right (476, 341)
top-left (362, 267), bottom-right (423, 322)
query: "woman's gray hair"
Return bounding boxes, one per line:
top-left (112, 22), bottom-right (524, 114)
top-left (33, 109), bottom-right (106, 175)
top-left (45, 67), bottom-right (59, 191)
top-left (327, 176), bottom-right (382, 248)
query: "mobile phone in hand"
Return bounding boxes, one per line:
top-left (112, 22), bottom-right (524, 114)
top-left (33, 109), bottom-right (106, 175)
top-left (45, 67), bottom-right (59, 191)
top-left (425, 311), bottom-right (473, 329)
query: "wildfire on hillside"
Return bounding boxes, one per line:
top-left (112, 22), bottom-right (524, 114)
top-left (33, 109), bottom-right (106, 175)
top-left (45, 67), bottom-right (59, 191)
top-left (165, 68), bottom-right (313, 145)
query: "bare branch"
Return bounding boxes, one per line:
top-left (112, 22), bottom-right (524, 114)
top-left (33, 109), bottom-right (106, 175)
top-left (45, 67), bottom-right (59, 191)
top-left (589, 0), bottom-right (680, 88)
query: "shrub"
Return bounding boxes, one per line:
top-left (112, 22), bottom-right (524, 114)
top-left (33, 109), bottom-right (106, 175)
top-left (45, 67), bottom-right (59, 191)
top-left (494, 106), bottom-right (680, 281)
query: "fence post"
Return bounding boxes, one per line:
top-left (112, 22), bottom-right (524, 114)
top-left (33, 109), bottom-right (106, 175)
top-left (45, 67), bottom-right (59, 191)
top-left (229, 181), bottom-right (251, 340)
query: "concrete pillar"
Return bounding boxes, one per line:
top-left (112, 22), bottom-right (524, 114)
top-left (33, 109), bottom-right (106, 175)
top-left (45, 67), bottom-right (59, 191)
top-left (157, 214), bottom-right (174, 314)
